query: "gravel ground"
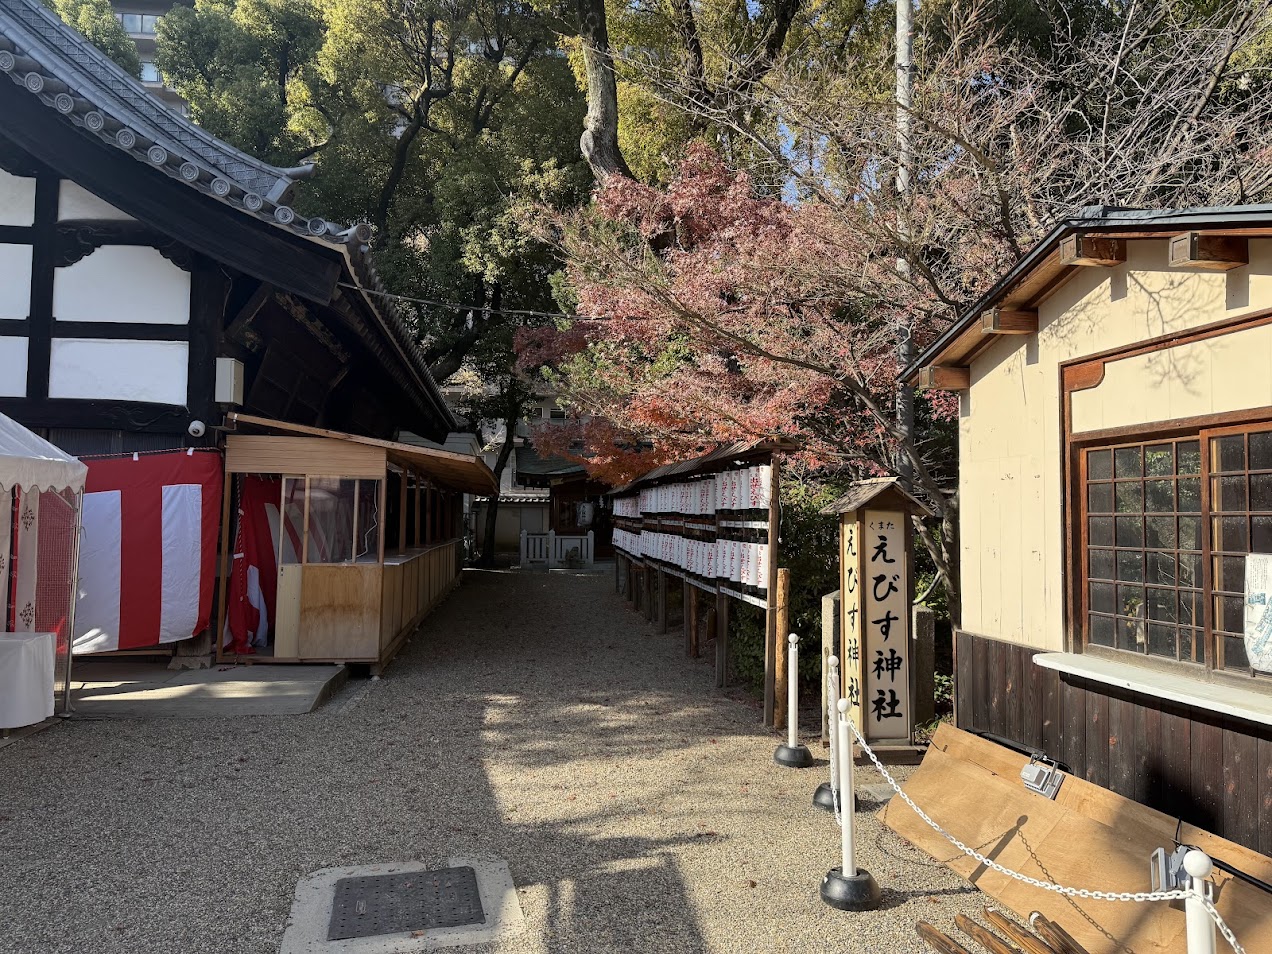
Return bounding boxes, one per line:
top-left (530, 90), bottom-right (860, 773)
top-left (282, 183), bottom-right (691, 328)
top-left (0, 567), bottom-right (991, 954)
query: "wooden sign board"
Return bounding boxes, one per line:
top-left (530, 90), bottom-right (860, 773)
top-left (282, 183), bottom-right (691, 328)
top-left (828, 478), bottom-right (925, 745)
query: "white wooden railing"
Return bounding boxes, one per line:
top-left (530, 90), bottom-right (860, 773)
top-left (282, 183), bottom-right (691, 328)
top-left (520, 530), bottom-right (594, 567)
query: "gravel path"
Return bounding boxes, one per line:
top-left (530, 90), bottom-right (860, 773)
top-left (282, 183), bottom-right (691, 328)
top-left (0, 567), bottom-right (989, 953)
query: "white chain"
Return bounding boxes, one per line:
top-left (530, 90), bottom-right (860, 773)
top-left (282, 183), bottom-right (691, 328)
top-left (833, 713), bottom-right (1246, 954)
top-left (827, 669), bottom-right (843, 827)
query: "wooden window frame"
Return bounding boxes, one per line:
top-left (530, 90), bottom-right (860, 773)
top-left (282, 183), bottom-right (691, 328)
top-left (1062, 313), bottom-right (1272, 682)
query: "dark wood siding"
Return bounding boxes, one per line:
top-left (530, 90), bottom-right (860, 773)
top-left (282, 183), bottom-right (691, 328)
top-left (955, 629), bottom-right (1272, 852)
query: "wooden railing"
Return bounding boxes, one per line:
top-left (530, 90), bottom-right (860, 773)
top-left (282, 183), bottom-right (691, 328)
top-left (520, 530), bottom-right (594, 566)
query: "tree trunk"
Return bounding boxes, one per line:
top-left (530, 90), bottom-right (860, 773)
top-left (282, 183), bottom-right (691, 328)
top-left (477, 420), bottom-right (516, 568)
top-left (575, 0), bottom-right (632, 180)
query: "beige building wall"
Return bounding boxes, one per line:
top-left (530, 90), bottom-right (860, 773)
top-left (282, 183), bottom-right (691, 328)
top-left (959, 238), bottom-right (1272, 650)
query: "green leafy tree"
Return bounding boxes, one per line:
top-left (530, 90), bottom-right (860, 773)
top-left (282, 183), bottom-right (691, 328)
top-left (156, 0), bottom-right (591, 387)
top-left (46, 0), bottom-right (141, 76)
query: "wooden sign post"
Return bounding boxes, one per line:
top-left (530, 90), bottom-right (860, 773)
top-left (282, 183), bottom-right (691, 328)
top-left (823, 479), bottom-right (930, 746)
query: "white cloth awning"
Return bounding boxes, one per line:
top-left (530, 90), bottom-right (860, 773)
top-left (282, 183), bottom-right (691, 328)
top-left (0, 412), bottom-right (87, 493)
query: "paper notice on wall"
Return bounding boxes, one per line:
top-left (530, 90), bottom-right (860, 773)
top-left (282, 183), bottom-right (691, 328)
top-left (1245, 553), bottom-right (1272, 672)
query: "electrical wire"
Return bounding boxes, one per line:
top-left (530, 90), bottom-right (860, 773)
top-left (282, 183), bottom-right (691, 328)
top-left (336, 281), bottom-right (593, 322)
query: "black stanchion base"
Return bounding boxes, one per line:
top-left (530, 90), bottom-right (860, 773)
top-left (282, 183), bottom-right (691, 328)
top-left (819, 866), bottom-right (882, 911)
top-left (774, 743), bottom-right (814, 768)
top-left (812, 782), bottom-right (859, 812)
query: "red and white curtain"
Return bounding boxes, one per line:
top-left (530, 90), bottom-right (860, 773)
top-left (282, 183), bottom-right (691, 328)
top-left (73, 449), bottom-right (222, 654)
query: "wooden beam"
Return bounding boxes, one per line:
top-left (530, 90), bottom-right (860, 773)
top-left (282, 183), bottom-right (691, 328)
top-left (225, 280), bottom-right (274, 342)
top-left (1058, 234), bottom-right (1126, 267)
top-left (980, 307), bottom-right (1038, 335)
top-left (1168, 232), bottom-right (1248, 271)
top-left (917, 365), bottom-right (971, 390)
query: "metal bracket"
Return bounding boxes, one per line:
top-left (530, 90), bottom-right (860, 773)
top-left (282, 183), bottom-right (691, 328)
top-left (1020, 753), bottom-right (1064, 799)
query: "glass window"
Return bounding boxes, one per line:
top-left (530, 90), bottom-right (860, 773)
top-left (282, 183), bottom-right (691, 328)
top-left (140, 62), bottom-right (160, 83)
top-left (1083, 437), bottom-right (1203, 664)
top-left (121, 13), bottom-right (142, 32)
top-left (278, 477), bottom-right (381, 565)
top-left (1082, 426), bottom-right (1272, 676)
top-left (141, 14), bottom-right (160, 33)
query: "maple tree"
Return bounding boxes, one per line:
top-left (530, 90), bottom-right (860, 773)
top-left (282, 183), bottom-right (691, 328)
top-left (528, 1), bottom-right (1272, 618)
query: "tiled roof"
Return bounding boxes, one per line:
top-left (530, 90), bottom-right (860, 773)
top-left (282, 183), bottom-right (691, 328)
top-left (0, 0), bottom-right (454, 430)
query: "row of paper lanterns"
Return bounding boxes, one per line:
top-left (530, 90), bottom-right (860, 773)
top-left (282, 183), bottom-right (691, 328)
top-left (613, 530), bottom-right (769, 588)
top-left (616, 465), bottom-right (773, 519)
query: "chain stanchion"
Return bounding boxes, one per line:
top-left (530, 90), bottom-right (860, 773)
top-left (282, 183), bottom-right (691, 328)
top-left (774, 633), bottom-right (813, 768)
top-left (819, 699), bottom-right (882, 911)
top-left (813, 655), bottom-right (840, 811)
top-left (842, 713), bottom-right (1245, 953)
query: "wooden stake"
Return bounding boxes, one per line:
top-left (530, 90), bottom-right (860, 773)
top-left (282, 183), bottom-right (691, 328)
top-left (982, 909), bottom-right (1063, 954)
top-left (1030, 915), bottom-right (1090, 954)
top-left (916, 922), bottom-right (973, 954)
top-left (955, 914), bottom-right (1025, 954)
top-left (773, 567), bottom-right (791, 731)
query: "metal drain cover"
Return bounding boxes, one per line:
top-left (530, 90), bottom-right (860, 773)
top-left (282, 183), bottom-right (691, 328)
top-left (327, 867), bottom-right (486, 941)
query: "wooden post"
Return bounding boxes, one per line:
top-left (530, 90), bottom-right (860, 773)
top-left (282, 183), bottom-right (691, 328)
top-left (377, 475), bottom-right (387, 563)
top-left (763, 455), bottom-right (782, 726)
top-left (395, 469), bottom-right (407, 555)
top-left (689, 584), bottom-right (700, 657)
top-left (302, 475), bottom-right (311, 564)
top-left (413, 475), bottom-right (421, 548)
top-left (715, 591), bottom-right (730, 688)
top-left (682, 580), bottom-right (692, 654)
top-left (425, 486), bottom-right (433, 544)
top-left (659, 570), bottom-right (669, 634)
top-left (773, 567), bottom-right (791, 731)
top-left (213, 471), bottom-right (234, 664)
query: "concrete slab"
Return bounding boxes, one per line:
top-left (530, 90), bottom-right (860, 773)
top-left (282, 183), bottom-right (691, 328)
top-left (280, 858), bottom-right (525, 954)
top-left (70, 661), bottom-right (348, 718)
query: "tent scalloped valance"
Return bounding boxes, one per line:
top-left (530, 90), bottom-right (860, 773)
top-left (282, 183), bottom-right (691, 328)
top-left (0, 412), bottom-right (87, 494)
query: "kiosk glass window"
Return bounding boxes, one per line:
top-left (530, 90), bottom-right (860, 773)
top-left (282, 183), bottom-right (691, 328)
top-left (279, 477), bottom-right (380, 565)
top-left (1081, 424), bottom-right (1272, 675)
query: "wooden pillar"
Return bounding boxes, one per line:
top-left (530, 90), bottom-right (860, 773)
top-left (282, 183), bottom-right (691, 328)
top-left (377, 474), bottom-right (388, 563)
top-left (689, 584), bottom-right (700, 657)
top-left (682, 580), bottom-right (692, 655)
top-left (425, 486), bottom-right (433, 544)
top-left (763, 455), bottom-right (782, 726)
top-left (397, 469), bottom-right (408, 556)
top-left (413, 475), bottom-right (421, 547)
top-left (715, 590), bottom-right (730, 688)
top-left (659, 570), bottom-right (669, 634)
top-left (773, 567), bottom-right (791, 731)
top-left (213, 472), bottom-right (234, 664)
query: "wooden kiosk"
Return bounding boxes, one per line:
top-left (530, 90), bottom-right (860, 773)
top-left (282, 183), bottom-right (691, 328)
top-left (215, 414), bottom-right (497, 669)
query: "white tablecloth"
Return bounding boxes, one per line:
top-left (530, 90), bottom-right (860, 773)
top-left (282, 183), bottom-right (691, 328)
top-left (0, 632), bottom-right (56, 728)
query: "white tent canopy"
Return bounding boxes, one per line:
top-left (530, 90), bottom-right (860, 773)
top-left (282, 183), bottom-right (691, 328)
top-left (0, 412), bottom-right (87, 493)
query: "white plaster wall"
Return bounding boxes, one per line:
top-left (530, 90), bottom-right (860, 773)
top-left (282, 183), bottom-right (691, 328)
top-left (48, 338), bottom-right (188, 405)
top-left (53, 245), bottom-right (190, 324)
top-left (960, 238), bottom-right (1272, 651)
top-left (0, 244), bottom-right (33, 320)
top-left (0, 170), bottom-right (36, 227)
top-left (57, 181), bottom-right (133, 221)
top-left (0, 336), bottom-right (27, 397)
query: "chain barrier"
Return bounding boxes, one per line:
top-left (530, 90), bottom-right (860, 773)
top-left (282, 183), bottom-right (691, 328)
top-left (830, 707), bottom-right (1246, 954)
